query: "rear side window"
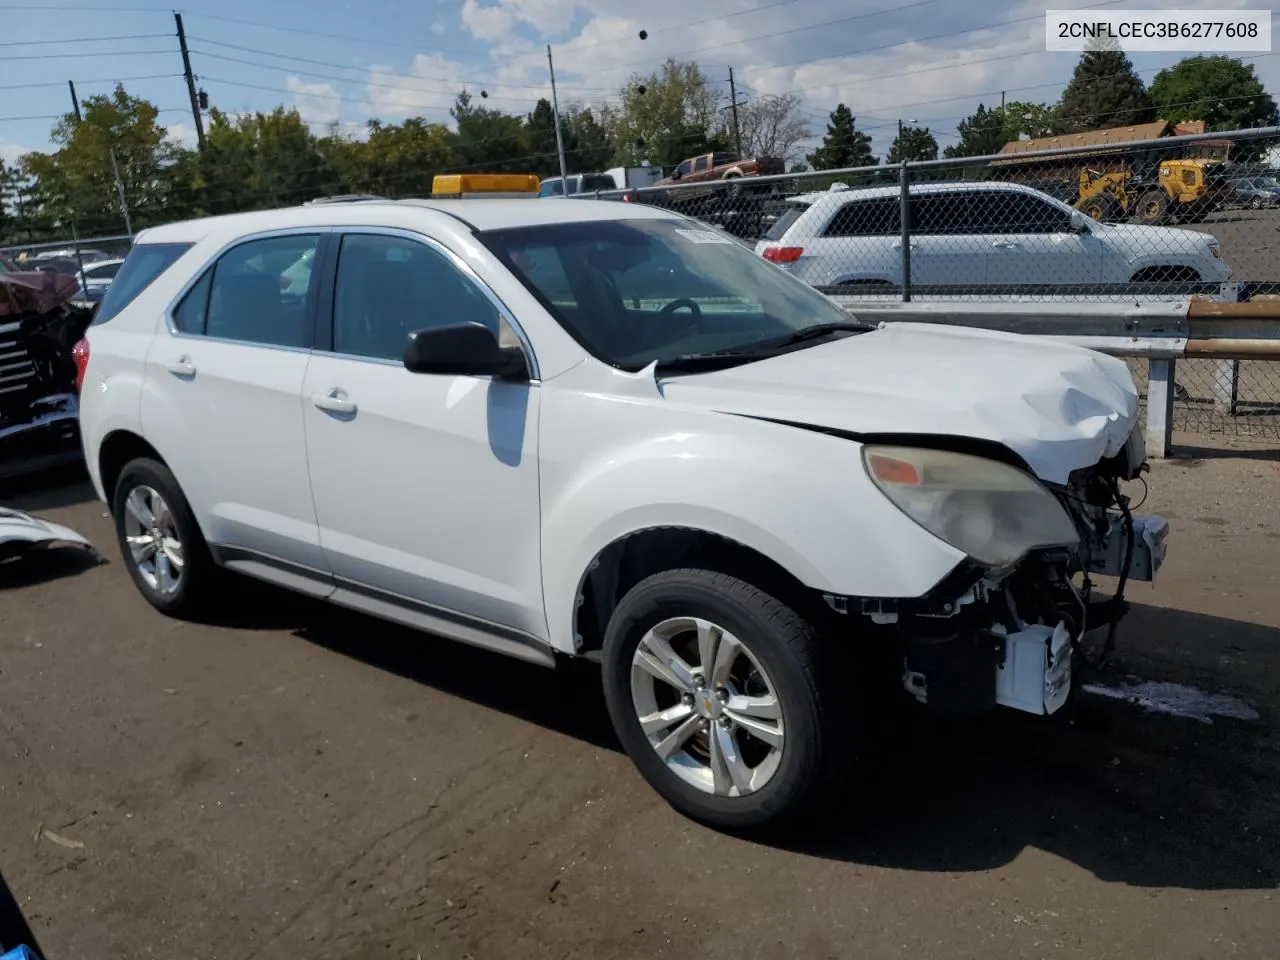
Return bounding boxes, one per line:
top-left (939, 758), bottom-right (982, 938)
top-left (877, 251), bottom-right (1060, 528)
top-left (91, 242), bottom-right (192, 326)
top-left (822, 197), bottom-right (900, 237)
top-left (581, 175), bottom-right (617, 192)
top-left (763, 202), bottom-right (810, 241)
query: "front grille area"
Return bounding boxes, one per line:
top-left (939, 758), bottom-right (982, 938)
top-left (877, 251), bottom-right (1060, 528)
top-left (0, 321), bottom-right (39, 405)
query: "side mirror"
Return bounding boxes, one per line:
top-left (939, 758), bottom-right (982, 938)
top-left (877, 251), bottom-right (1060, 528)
top-left (1069, 211), bottom-right (1089, 232)
top-left (403, 321), bottom-right (528, 380)
top-left (670, 168), bottom-right (682, 180)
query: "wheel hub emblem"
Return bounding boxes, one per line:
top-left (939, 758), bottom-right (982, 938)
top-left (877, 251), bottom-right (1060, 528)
top-left (697, 689), bottom-right (719, 719)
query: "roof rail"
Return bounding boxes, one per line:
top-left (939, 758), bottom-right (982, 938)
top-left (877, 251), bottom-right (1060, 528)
top-left (302, 194), bottom-right (390, 205)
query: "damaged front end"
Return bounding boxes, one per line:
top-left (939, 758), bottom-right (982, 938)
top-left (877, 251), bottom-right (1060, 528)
top-left (0, 272), bottom-right (93, 480)
top-left (831, 428), bottom-right (1169, 717)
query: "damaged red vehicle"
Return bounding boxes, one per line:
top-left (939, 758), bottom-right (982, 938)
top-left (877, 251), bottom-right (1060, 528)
top-left (0, 264), bottom-right (93, 480)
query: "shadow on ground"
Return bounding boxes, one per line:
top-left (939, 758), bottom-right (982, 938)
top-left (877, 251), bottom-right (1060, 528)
top-left (0, 465), bottom-right (97, 512)
top-left (203, 579), bottom-right (1280, 894)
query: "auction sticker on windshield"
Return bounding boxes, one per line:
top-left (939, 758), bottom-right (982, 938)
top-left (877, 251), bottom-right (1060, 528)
top-left (674, 229), bottom-right (736, 245)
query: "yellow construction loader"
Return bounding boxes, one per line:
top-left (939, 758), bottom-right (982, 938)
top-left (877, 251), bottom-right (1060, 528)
top-left (1073, 159), bottom-right (1232, 225)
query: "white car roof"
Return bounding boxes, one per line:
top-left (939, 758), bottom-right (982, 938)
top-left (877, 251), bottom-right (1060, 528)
top-left (136, 197), bottom-right (681, 246)
top-left (788, 179), bottom-right (1057, 208)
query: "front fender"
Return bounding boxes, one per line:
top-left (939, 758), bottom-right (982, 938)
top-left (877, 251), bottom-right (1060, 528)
top-left (539, 389), bottom-right (965, 654)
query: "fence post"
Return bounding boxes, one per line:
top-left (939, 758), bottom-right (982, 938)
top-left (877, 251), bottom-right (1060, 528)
top-left (1211, 360), bottom-right (1240, 415)
top-left (898, 161), bottom-right (911, 303)
top-left (1209, 281), bottom-right (1240, 415)
top-left (1146, 359), bottom-right (1175, 459)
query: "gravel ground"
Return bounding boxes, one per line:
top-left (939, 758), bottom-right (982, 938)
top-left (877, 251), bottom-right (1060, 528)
top-left (1, 447), bottom-right (1279, 960)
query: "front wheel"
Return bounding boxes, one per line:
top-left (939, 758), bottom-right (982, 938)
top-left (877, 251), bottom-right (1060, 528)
top-left (601, 569), bottom-right (853, 830)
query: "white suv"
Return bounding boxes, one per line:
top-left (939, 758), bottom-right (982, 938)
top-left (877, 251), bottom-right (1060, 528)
top-left (75, 197), bottom-right (1167, 829)
top-left (756, 181), bottom-right (1230, 293)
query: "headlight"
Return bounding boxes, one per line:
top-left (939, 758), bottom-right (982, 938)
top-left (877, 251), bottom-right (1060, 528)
top-left (862, 445), bottom-right (1080, 568)
top-left (1208, 242), bottom-right (1221, 259)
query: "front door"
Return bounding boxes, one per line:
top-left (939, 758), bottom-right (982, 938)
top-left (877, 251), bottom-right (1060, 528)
top-left (300, 230), bottom-right (546, 639)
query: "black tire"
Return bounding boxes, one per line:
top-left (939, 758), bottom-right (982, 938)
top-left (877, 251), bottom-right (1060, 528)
top-left (1080, 194), bottom-right (1120, 222)
top-left (1134, 190), bottom-right (1170, 225)
top-left (111, 457), bottom-right (217, 617)
top-left (600, 569), bottom-right (853, 831)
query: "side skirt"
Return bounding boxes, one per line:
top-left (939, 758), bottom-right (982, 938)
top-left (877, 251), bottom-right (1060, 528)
top-left (209, 544), bottom-right (557, 669)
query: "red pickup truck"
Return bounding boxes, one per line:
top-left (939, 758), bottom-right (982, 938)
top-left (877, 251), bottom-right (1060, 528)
top-left (655, 151), bottom-right (785, 204)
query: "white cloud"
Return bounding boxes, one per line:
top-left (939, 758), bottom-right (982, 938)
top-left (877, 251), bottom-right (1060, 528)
top-left (460, 0), bottom-right (579, 40)
top-left (365, 52), bottom-right (476, 122)
top-left (286, 75), bottom-right (342, 126)
top-left (0, 138), bottom-right (32, 166)
top-left (461, 0), bottom-right (516, 41)
top-left (164, 121), bottom-right (200, 150)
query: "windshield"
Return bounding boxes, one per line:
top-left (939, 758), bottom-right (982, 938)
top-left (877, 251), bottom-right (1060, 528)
top-left (478, 217), bottom-right (865, 371)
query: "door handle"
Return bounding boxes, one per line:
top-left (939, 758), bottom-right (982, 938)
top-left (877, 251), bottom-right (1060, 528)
top-left (991, 240), bottom-right (1019, 249)
top-left (166, 356), bottom-right (196, 378)
top-left (892, 241), bottom-right (918, 249)
top-left (311, 388), bottom-right (357, 416)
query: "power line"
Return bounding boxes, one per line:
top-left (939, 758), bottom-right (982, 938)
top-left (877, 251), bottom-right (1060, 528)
top-left (554, 0), bottom-right (800, 54)
top-left (0, 33), bottom-right (171, 46)
top-left (0, 74), bottom-right (182, 92)
top-left (188, 37), bottom-right (615, 94)
top-left (741, 0), bottom-right (1128, 80)
top-left (1, 48), bottom-right (173, 61)
top-left (0, 109), bottom-right (188, 123)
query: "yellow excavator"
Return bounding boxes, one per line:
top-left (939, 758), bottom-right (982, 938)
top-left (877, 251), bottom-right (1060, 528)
top-left (1073, 159), bottom-right (1232, 225)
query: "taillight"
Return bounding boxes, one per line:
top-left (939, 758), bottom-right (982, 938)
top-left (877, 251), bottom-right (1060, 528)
top-left (762, 246), bottom-right (804, 263)
top-left (72, 337), bottom-right (90, 395)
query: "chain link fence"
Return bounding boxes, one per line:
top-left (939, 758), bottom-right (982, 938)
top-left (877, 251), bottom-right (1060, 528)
top-left (598, 125), bottom-right (1280, 441)
top-left (7, 126), bottom-right (1280, 443)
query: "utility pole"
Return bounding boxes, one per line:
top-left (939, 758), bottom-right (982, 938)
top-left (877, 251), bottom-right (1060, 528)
top-left (546, 45), bottom-right (569, 189)
top-left (175, 12), bottom-right (205, 149)
top-left (728, 67), bottom-right (743, 156)
top-left (68, 80), bottom-right (132, 237)
top-left (1001, 90), bottom-right (1006, 111)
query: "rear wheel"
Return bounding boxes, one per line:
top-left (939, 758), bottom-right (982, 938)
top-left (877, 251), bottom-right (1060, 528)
top-left (112, 458), bottom-right (217, 617)
top-left (601, 569), bottom-right (853, 830)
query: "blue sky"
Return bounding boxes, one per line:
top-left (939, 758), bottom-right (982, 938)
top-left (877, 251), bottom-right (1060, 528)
top-left (2, 0), bottom-right (1277, 167)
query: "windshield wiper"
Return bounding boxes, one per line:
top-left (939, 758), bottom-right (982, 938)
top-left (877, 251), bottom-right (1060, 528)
top-left (654, 321), bottom-right (871, 375)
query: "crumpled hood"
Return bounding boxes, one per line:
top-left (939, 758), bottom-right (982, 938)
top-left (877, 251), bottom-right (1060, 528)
top-left (658, 323), bottom-right (1140, 484)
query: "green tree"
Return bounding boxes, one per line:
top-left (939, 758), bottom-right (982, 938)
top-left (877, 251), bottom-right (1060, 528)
top-left (1055, 41), bottom-right (1154, 131)
top-left (1002, 101), bottom-right (1060, 139)
top-left (888, 124), bottom-right (938, 163)
top-left (1149, 55), bottom-right (1278, 131)
top-left (609, 59), bottom-right (727, 166)
top-left (566, 106), bottom-right (615, 171)
top-left (943, 104), bottom-right (1006, 159)
top-left (805, 104), bottom-right (875, 170)
top-left (524, 98), bottom-right (561, 176)
top-left (451, 91), bottom-right (529, 172)
top-left (338, 117), bottom-right (455, 196)
top-left (21, 84), bottom-right (181, 234)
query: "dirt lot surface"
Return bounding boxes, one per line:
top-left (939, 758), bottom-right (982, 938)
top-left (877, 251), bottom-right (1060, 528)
top-left (2, 445), bottom-right (1279, 960)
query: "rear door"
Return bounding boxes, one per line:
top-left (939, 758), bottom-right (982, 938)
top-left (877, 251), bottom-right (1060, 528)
top-left (905, 191), bottom-right (990, 288)
top-left (141, 230), bottom-right (331, 575)
top-left (807, 195), bottom-right (902, 288)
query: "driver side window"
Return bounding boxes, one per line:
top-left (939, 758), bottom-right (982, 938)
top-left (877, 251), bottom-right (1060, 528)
top-left (332, 234), bottom-right (506, 362)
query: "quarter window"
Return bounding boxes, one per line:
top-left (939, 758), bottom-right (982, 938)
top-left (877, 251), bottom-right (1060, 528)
top-left (200, 234), bottom-right (320, 347)
top-left (331, 234), bottom-right (503, 362)
top-left (822, 197), bottom-right (900, 237)
top-left (91, 242), bottom-right (192, 326)
top-left (173, 270), bottom-right (213, 334)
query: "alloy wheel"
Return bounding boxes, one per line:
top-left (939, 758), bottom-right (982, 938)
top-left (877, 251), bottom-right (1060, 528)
top-left (629, 616), bottom-right (785, 798)
top-left (122, 484), bottom-right (185, 596)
